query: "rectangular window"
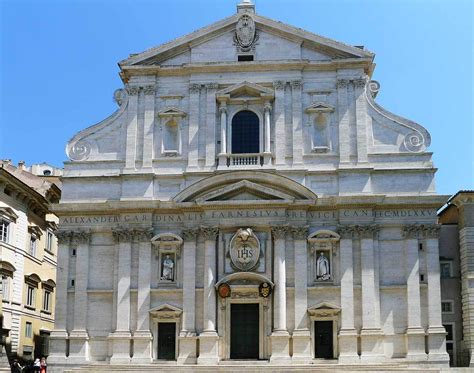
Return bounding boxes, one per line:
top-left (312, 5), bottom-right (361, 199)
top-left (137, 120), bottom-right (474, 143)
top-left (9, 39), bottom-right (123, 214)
top-left (444, 323), bottom-right (455, 366)
top-left (0, 220), bottom-right (9, 243)
top-left (46, 231), bottom-right (53, 252)
top-left (2, 275), bottom-right (9, 300)
top-left (43, 290), bottom-right (51, 311)
top-left (440, 262), bottom-right (453, 279)
top-left (238, 54), bottom-right (254, 62)
top-left (26, 285), bottom-right (35, 308)
top-left (442, 300), bottom-right (454, 313)
top-left (25, 322), bottom-right (32, 338)
top-left (29, 236), bottom-right (37, 256)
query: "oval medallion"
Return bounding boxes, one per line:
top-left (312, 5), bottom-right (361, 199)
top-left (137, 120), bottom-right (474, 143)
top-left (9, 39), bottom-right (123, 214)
top-left (229, 228), bottom-right (260, 271)
top-left (236, 15), bottom-right (256, 48)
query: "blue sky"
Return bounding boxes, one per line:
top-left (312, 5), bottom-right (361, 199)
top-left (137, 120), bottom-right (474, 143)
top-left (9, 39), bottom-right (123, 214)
top-left (0, 0), bottom-right (472, 195)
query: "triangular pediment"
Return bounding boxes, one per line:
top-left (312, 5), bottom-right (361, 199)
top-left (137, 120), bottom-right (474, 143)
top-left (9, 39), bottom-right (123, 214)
top-left (157, 106), bottom-right (187, 118)
top-left (196, 180), bottom-right (295, 202)
top-left (149, 303), bottom-right (182, 314)
top-left (217, 81), bottom-right (274, 100)
top-left (119, 12), bottom-right (373, 67)
top-left (304, 102), bottom-right (335, 113)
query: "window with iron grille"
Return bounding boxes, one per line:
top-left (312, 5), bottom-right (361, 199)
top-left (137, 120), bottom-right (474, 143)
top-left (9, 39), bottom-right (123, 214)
top-left (231, 110), bottom-right (260, 154)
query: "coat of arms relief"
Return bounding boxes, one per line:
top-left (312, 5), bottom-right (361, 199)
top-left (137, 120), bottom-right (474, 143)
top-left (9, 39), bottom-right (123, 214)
top-left (234, 14), bottom-right (259, 52)
top-left (229, 228), bottom-right (261, 271)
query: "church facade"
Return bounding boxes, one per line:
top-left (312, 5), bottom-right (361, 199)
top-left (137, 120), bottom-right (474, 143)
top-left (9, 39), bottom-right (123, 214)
top-left (49, 1), bottom-right (450, 370)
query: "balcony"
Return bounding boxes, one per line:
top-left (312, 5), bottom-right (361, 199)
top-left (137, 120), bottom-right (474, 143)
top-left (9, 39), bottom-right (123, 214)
top-left (217, 153), bottom-right (273, 169)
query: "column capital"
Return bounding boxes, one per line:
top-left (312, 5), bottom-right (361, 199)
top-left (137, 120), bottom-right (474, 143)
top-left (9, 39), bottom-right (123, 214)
top-left (402, 224), bottom-right (421, 239)
top-left (421, 224), bottom-right (441, 239)
top-left (273, 80), bottom-right (286, 90)
top-left (143, 85), bottom-right (155, 95)
top-left (71, 230), bottom-right (91, 245)
top-left (290, 80), bottom-right (302, 89)
top-left (133, 228), bottom-right (154, 242)
top-left (200, 226), bottom-right (219, 240)
top-left (264, 101), bottom-right (272, 112)
top-left (219, 105), bottom-right (227, 114)
top-left (271, 225), bottom-right (289, 239)
top-left (355, 224), bottom-right (380, 239)
top-left (182, 228), bottom-right (199, 241)
top-left (337, 79), bottom-right (350, 89)
top-left (337, 225), bottom-right (356, 239)
top-left (112, 229), bottom-right (134, 243)
top-left (189, 83), bottom-right (201, 93)
top-left (126, 85), bottom-right (140, 96)
top-left (56, 230), bottom-right (72, 245)
top-left (206, 82), bottom-right (219, 90)
top-left (291, 226), bottom-right (309, 240)
top-left (353, 77), bottom-right (367, 88)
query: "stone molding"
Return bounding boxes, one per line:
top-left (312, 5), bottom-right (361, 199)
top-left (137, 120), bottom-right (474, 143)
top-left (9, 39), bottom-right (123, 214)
top-left (182, 228), bottom-right (199, 241)
top-left (200, 226), bottom-right (219, 240)
top-left (402, 224), bottom-right (441, 239)
top-left (292, 226), bottom-right (309, 240)
top-left (273, 80), bottom-right (286, 90)
top-left (271, 225), bottom-right (288, 239)
top-left (189, 83), bottom-right (201, 93)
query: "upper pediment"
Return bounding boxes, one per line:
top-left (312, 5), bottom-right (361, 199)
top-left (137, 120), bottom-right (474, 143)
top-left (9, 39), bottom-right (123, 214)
top-left (119, 10), bottom-right (373, 68)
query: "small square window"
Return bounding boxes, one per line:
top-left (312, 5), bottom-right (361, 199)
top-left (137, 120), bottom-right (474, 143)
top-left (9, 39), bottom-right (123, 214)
top-left (442, 301), bottom-right (454, 313)
top-left (238, 54), bottom-right (254, 62)
top-left (25, 322), bottom-right (32, 338)
top-left (71, 248), bottom-right (76, 257)
top-left (70, 279), bottom-right (75, 287)
top-left (440, 262), bottom-right (453, 279)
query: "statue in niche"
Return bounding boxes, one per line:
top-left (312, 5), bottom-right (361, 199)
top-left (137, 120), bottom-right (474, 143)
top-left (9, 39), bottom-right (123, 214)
top-left (316, 252), bottom-right (331, 281)
top-left (161, 254), bottom-right (175, 281)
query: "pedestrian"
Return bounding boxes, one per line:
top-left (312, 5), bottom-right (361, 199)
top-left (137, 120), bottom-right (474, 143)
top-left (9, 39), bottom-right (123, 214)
top-left (33, 358), bottom-right (41, 372)
top-left (10, 359), bottom-right (23, 373)
top-left (40, 357), bottom-right (47, 373)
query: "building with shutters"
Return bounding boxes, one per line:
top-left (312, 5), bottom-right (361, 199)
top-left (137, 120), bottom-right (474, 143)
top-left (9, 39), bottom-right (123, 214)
top-left (0, 160), bottom-right (61, 362)
top-left (48, 1), bottom-right (453, 370)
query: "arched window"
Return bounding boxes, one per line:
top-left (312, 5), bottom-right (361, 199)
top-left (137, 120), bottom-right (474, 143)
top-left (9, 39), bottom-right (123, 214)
top-left (163, 119), bottom-right (179, 153)
top-left (231, 110), bottom-right (259, 154)
top-left (313, 113), bottom-right (329, 148)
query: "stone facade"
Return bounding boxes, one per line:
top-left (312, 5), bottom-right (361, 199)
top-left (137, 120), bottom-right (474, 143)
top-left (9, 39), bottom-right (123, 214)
top-left (0, 160), bottom-right (61, 362)
top-left (48, 1), bottom-right (450, 370)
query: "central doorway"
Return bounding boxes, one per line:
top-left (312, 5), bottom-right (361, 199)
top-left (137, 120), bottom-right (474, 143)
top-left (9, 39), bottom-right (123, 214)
top-left (314, 320), bottom-right (334, 359)
top-left (230, 303), bottom-right (259, 359)
top-left (157, 322), bottom-right (176, 360)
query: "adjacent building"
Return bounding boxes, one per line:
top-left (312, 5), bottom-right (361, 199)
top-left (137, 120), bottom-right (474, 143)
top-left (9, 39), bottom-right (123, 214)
top-left (49, 1), bottom-right (454, 371)
top-left (0, 160), bottom-right (61, 361)
top-left (438, 191), bottom-right (474, 367)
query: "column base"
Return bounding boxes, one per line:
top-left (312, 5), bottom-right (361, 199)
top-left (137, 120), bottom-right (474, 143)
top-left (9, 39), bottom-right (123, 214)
top-left (217, 153), bottom-right (229, 169)
top-left (360, 328), bottom-right (385, 364)
top-left (427, 326), bottom-right (450, 365)
top-left (338, 329), bottom-right (360, 363)
top-left (47, 330), bottom-right (69, 364)
top-left (178, 332), bottom-right (198, 365)
top-left (262, 152), bottom-right (273, 166)
top-left (406, 327), bottom-right (427, 362)
top-left (197, 332), bottom-right (219, 365)
top-left (270, 331), bottom-right (291, 363)
top-left (291, 329), bottom-right (312, 364)
top-left (67, 330), bottom-right (89, 364)
top-left (109, 331), bottom-right (132, 364)
top-left (131, 330), bottom-right (152, 364)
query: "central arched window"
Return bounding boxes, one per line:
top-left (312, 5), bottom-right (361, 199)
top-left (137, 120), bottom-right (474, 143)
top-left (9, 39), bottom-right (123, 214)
top-left (231, 110), bottom-right (259, 154)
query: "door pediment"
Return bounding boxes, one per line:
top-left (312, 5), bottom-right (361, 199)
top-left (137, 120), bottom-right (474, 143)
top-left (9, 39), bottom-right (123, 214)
top-left (196, 180), bottom-right (294, 203)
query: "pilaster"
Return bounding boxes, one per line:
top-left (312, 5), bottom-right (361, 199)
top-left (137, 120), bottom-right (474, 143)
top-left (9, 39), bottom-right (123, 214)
top-left (291, 226), bottom-right (311, 363)
top-left (69, 231), bottom-right (91, 364)
top-left (125, 85), bottom-right (139, 169)
top-left (142, 85), bottom-right (155, 169)
top-left (354, 77), bottom-right (368, 163)
top-left (270, 225), bottom-right (290, 363)
top-left (198, 226), bottom-right (219, 365)
top-left (337, 79), bottom-right (350, 164)
top-left (402, 225), bottom-right (426, 361)
top-left (48, 231), bottom-right (71, 363)
top-left (178, 228), bottom-right (199, 365)
top-left (109, 228), bottom-right (133, 364)
top-left (273, 81), bottom-right (286, 166)
top-left (133, 229), bottom-right (154, 363)
top-left (187, 83), bottom-right (201, 170)
top-left (205, 83), bottom-right (218, 167)
top-left (291, 80), bottom-right (303, 165)
top-left (336, 225), bottom-right (359, 363)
